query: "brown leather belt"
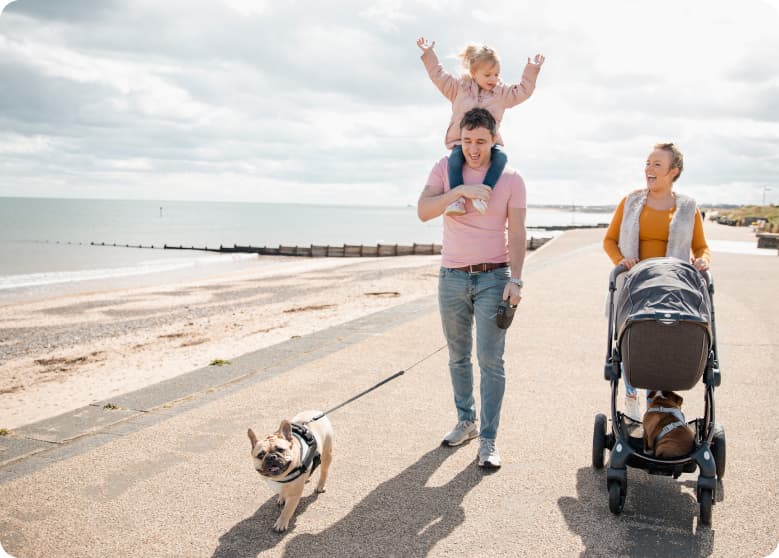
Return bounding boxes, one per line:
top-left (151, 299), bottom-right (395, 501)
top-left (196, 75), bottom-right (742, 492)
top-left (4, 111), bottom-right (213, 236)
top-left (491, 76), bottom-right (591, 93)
top-left (450, 262), bottom-right (509, 273)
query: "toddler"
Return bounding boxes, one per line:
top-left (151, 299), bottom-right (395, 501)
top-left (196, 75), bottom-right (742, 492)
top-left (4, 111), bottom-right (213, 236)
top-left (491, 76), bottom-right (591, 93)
top-left (417, 37), bottom-right (544, 215)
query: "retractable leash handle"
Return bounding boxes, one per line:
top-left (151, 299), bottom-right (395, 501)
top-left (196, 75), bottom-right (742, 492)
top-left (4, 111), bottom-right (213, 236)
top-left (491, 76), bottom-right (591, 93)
top-left (496, 299), bottom-right (516, 329)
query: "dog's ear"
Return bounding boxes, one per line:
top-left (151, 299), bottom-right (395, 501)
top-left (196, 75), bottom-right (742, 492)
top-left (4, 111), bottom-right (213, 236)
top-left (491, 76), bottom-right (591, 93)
top-left (247, 428), bottom-right (258, 449)
top-left (278, 420), bottom-right (293, 441)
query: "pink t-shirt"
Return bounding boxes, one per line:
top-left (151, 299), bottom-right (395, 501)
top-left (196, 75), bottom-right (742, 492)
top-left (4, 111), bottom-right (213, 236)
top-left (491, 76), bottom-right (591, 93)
top-left (426, 156), bottom-right (527, 268)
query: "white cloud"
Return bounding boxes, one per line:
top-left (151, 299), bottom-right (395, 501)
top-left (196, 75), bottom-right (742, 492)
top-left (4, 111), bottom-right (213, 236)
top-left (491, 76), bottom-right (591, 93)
top-left (359, 0), bottom-right (414, 32)
top-left (0, 0), bottom-right (777, 207)
top-left (0, 133), bottom-right (53, 154)
top-left (221, 0), bottom-right (273, 18)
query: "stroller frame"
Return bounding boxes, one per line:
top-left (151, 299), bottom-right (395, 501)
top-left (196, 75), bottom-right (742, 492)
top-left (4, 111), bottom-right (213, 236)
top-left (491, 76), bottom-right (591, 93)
top-left (592, 262), bottom-right (725, 526)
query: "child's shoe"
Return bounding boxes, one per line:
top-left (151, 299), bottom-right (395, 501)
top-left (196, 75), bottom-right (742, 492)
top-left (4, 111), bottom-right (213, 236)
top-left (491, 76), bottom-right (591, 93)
top-left (444, 198), bottom-right (466, 216)
top-left (471, 198), bottom-right (488, 214)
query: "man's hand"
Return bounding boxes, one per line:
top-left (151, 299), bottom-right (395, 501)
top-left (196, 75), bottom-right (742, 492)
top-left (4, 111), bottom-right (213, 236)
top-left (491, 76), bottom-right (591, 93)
top-left (502, 282), bottom-right (523, 306)
top-left (454, 183), bottom-right (491, 202)
top-left (417, 37), bottom-right (435, 52)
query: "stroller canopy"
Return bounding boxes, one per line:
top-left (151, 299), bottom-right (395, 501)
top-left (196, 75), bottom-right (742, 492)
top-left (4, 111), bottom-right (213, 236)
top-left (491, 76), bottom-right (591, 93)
top-left (616, 257), bottom-right (712, 336)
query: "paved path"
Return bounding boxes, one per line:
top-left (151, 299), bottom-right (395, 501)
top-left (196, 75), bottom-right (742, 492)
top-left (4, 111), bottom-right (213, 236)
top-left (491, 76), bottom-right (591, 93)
top-left (0, 224), bottom-right (777, 557)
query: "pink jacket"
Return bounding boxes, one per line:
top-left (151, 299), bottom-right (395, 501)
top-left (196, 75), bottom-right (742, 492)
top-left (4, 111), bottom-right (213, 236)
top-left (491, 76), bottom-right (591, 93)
top-left (421, 48), bottom-right (540, 149)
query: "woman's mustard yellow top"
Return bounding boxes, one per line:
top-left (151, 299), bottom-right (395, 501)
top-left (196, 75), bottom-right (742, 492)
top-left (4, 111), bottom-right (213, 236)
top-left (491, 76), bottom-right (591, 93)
top-left (603, 198), bottom-right (711, 265)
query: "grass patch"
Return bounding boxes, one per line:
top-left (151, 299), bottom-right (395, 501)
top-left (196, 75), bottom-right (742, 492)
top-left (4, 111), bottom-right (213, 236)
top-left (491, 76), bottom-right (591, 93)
top-left (210, 359), bottom-right (231, 366)
top-left (0, 428), bottom-right (9, 436)
top-left (103, 403), bottom-right (122, 410)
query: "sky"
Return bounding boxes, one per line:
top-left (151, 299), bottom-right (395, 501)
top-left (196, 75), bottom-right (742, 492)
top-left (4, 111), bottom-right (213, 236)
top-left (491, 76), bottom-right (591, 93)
top-left (1, 0), bottom-right (777, 207)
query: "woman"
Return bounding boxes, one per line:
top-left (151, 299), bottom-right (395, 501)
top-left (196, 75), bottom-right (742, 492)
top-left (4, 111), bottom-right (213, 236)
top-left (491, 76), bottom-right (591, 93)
top-left (603, 142), bottom-right (710, 420)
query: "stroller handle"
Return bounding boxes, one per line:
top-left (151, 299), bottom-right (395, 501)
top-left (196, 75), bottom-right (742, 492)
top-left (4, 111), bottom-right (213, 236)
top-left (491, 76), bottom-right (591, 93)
top-left (608, 264), bottom-right (629, 291)
top-left (701, 269), bottom-right (713, 290)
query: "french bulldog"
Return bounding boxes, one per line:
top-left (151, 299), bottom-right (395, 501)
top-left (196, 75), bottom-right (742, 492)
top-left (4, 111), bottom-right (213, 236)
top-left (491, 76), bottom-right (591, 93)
top-left (643, 390), bottom-right (694, 458)
top-left (247, 410), bottom-right (333, 532)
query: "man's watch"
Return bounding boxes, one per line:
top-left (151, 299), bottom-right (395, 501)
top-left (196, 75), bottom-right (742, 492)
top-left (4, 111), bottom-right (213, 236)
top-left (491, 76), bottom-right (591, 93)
top-left (508, 277), bottom-right (524, 288)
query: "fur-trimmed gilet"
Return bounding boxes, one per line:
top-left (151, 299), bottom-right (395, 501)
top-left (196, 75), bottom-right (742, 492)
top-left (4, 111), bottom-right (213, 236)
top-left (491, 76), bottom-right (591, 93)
top-left (618, 189), bottom-right (697, 262)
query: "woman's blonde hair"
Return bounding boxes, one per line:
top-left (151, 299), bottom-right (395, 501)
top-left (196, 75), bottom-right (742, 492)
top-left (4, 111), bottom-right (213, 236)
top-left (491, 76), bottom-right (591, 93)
top-left (654, 142), bottom-right (684, 182)
top-left (458, 42), bottom-right (500, 74)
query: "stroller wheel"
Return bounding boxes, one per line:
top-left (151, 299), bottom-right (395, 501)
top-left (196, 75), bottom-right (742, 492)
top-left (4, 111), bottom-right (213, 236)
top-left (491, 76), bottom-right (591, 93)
top-left (608, 480), bottom-right (625, 514)
top-left (711, 424), bottom-right (726, 480)
top-left (592, 414), bottom-right (608, 469)
top-left (699, 488), bottom-right (713, 526)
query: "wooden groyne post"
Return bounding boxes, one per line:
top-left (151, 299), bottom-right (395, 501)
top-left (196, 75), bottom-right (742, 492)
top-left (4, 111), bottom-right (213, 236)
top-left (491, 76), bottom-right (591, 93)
top-left (86, 237), bottom-right (552, 256)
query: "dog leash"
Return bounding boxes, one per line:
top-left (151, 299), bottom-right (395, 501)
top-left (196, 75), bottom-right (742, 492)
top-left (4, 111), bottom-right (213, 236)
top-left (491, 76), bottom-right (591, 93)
top-left (303, 344), bottom-right (447, 424)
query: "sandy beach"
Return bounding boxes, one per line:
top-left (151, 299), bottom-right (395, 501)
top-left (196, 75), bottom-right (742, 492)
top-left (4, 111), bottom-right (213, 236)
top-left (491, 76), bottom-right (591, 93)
top-left (0, 255), bottom-right (441, 429)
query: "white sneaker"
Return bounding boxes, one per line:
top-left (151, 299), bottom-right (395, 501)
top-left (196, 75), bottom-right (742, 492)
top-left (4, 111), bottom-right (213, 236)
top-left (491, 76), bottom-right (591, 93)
top-left (442, 420), bottom-right (478, 446)
top-left (478, 438), bottom-right (501, 468)
top-left (444, 198), bottom-right (466, 216)
top-left (471, 198), bottom-right (488, 214)
top-left (624, 394), bottom-right (641, 422)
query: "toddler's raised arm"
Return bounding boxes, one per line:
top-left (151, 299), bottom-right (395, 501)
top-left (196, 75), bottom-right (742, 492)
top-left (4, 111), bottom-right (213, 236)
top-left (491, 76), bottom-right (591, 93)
top-left (500, 53), bottom-right (546, 108)
top-left (417, 36), bottom-right (460, 102)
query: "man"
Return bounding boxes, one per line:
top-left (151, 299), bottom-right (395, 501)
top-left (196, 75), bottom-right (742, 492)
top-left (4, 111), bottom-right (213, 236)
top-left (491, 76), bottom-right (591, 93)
top-left (417, 107), bottom-right (526, 469)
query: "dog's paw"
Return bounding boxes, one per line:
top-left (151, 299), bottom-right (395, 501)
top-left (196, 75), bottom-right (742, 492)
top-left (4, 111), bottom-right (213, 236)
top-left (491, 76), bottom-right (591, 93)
top-left (315, 486), bottom-right (327, 494)
top-left (276, 495), bottom-right (285, 507)
top-left (273, 518), bottom-right (289, 533)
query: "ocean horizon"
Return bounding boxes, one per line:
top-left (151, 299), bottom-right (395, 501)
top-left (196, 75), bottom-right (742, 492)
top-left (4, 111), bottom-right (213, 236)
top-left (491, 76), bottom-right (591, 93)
top-left (0, 197), bottom-right (614, 301)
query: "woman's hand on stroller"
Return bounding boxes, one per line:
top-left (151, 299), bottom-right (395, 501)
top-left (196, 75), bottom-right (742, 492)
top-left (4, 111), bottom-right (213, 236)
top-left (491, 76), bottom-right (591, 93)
top-left (691, 257), bottom-right (709, 272)
top-left (619, 257), bottom-right (639, 270)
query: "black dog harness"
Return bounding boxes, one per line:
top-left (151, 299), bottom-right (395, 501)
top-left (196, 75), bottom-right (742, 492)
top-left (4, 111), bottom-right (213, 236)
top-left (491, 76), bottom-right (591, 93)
top-left (274, 423), bottom-right (321, 484)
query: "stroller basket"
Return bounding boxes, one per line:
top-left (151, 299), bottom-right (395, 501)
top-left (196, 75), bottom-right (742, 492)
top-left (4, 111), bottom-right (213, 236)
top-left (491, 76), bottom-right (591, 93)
top-left (616, 258), bottom-right (712, 392)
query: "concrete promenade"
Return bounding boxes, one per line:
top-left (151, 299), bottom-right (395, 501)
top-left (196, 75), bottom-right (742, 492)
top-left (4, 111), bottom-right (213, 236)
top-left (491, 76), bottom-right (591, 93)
top-left (1, 224), bottom-right (777, 557)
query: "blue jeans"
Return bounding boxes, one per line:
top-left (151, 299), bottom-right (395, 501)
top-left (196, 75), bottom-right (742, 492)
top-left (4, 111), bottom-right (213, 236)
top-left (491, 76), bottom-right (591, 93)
top-left (624, 372), bottom-right (637, 397)
top-left (622, 367), bottom-right (648, 400)
top-left (622, 373), bottom-right (649, 401)
top-left (447, 145), bottom-right (508, 189)
top-left (438, 266), bottom-right (509, 440)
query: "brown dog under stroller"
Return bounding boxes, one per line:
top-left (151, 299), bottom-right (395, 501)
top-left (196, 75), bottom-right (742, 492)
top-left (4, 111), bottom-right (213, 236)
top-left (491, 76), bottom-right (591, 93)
top-left (592, 257), bottom-right (726, 526)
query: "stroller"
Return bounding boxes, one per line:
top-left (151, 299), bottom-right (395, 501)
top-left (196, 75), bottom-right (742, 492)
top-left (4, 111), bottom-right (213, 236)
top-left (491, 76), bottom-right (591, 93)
top-left (592, 257), bottom-right (725, 526)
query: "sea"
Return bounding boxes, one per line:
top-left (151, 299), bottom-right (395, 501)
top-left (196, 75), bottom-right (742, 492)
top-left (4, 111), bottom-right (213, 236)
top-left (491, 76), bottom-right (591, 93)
top-left (0, 197), bottom-right (614, 303)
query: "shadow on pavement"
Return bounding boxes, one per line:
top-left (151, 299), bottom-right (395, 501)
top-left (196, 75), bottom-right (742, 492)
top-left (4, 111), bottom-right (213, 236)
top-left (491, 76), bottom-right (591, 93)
top-left (280, 445), bottom-right (483, 557)
top-left (211, 491), bottom-right (320, 557)
top-left (559, 467), bottom-right (715, 557)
